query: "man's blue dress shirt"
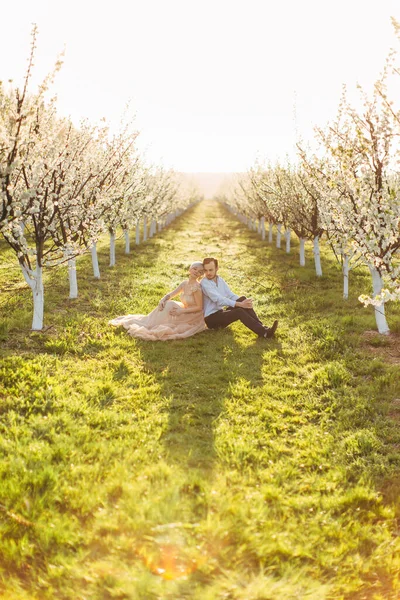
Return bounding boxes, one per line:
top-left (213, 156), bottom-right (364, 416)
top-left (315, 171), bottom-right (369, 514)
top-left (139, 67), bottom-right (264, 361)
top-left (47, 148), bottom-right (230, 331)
top-left (200, 276), bottom-right (239, 318)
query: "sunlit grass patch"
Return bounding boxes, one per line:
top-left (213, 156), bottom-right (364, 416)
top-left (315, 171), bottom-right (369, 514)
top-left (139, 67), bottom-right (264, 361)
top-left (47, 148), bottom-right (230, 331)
top-left (0, 201), bottom-right (400, 599)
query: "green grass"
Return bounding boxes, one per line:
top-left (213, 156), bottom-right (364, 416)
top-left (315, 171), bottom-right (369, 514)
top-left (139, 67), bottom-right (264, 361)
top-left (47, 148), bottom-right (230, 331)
top-left (0, 200), bottom-right (400, 599)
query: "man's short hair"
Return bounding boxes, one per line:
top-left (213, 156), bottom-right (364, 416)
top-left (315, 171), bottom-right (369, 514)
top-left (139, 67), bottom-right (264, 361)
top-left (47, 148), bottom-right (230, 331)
top-left (203, 257), bottom-right (218, 269)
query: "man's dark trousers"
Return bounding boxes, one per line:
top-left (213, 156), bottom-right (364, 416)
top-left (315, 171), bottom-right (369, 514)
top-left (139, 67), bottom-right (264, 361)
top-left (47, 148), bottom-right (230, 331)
top-left (204, 297), bottom-right (265, 336)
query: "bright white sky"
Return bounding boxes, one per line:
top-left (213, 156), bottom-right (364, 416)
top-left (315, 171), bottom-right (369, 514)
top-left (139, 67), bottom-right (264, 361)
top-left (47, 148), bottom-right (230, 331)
top-left (1, 0), bottom-right (399, 172)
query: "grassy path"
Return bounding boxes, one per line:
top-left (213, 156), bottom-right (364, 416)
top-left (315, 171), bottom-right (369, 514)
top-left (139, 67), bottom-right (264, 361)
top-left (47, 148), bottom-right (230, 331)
top-left (1, 200), bottom-right (400, 599)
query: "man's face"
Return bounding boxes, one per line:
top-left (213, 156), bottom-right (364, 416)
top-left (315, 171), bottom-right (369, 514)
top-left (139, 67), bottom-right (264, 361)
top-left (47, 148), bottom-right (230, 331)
top-left (203, 260), bottom-right (218, 280)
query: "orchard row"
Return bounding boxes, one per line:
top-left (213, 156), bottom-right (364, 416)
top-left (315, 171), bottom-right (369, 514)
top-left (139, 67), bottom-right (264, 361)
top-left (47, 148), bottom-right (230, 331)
top-left (0, 27), bottom-right (197, 330)
top-left (228, 21), bottom-right (400, 334)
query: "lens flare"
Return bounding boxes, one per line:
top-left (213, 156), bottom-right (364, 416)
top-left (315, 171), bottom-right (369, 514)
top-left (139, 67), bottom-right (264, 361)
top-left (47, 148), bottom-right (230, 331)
top-left (136, 524), bottom-right (207, 580)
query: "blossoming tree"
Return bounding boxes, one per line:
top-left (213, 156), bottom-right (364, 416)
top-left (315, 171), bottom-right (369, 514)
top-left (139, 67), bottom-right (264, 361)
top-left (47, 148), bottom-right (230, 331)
top-left (315, 84), bottom-right (400, 333)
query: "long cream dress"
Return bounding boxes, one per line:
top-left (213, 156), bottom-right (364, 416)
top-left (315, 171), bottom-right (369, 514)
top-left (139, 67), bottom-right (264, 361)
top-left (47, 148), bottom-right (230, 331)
top-left (109, 282), bottom-right (205, 341)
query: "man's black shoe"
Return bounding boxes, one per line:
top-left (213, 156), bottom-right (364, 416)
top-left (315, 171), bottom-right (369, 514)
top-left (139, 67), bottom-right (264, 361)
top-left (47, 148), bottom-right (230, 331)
top-left (264, 320), bottom-right (278, 338)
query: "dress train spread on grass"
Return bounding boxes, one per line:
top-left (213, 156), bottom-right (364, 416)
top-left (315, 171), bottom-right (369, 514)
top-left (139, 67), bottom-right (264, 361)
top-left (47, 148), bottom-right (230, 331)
top-left (109, 282), bottom-right (205, 341)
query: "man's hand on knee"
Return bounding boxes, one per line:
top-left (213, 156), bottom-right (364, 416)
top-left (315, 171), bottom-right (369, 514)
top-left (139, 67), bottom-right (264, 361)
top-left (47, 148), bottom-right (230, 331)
top-left (235, 298), bottom-right (253, 309)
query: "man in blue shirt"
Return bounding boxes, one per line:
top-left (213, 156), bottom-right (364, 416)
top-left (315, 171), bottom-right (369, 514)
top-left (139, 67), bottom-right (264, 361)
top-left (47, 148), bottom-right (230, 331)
top-left (200, 257), bottom-right (278, 339)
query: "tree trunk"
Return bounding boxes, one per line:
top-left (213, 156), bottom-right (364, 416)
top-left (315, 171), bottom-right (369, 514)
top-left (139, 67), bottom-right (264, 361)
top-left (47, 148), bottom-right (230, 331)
top-left (285, 228), bottom-right (291, 253)
top-left (260, 216), bottom-right (265, 240)
top-left (268, 223), bottom-right (273, 243)
top-left (369, 266), bottom-right (390, 334)
top-left (143, 217), bottom-right (148, 241)
top-left (110, 232), bottom-right (116, 267)
top-left (313, 236), bottom-right (322, 276)
top-left (276, 224), bottom-right (282, 249)
top-left (124, 229), bottom-right (130, 254)
top-left (299, 238), bottom-right (305, 267)
top-left (91, 244), bottom-right (100, 279)
top-left (343, 254), bottom-right (349, 299)
top-left (135, 220), bottom-right (140, 245)
top-left (68, 258), bottom-right (78, 299)
top-left (21, 263), bottom-right (44, 331)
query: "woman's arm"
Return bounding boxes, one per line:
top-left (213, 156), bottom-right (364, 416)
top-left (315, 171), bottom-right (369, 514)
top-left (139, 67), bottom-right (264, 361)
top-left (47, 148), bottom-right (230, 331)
top-left (158, 283), bottom-right (183, 310)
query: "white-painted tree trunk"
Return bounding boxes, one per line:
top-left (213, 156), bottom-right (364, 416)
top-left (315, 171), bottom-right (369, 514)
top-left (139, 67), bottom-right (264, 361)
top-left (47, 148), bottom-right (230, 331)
top-left (91, 244), bottom-right (100, 279)
top-left (343, 254), bottom-right (349, 299)
top-left (260, 216), bottom-right (265, 240)
top-left (158, 221), bottom-right (162, 232)
top-left (135, 221), bottom-right (140, 245)
top-left (21, 264), bottom-right (44, 330)
top-left (268, 223), bottom-right (273, 243)
top-left (31, 267), bottom-right (44, 330)
top-left (276, 224), bottom-right (282, 248)
top-left (285, 228), bottom-right (291, 253)
top-left (313, 236), bottom-right (322, 277)
top-left (68, 258), bottom-right (78, 299)
top-left (124, 229), bottom-right (130, 254)
top-left (143, 217), bottom-right (148, 241)
top-left (110, 232), bottom-right (116, 267)
top-left (369, 265), bottom-right (390, 334)
top-left (299, 238), bottom-right (305, 267)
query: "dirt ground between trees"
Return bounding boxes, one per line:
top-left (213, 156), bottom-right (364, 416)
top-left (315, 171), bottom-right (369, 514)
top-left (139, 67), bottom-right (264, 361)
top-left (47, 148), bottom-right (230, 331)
top-left (361, 331), bottom-right (400, 365)
top-left (362, 331), bottom-right (400, 429)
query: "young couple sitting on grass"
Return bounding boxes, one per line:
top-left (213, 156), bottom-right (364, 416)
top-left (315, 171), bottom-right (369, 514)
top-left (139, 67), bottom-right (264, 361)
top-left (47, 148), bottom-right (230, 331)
top-left (109, 257), bottom-right (278, 342)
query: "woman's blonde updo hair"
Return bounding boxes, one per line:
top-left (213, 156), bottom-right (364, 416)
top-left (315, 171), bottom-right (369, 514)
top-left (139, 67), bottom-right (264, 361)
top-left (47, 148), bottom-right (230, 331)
top-left (190, 261), bottom-right (204, 270)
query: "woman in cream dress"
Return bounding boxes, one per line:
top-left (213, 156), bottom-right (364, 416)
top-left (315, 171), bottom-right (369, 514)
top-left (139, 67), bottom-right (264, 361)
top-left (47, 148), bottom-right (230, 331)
top-left (109, 262), bottom-right (205, 341)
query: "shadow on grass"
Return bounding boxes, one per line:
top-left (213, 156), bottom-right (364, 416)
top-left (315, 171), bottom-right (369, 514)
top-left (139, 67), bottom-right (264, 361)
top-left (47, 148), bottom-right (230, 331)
top-left (137, 327), bottom-right (276, 473)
